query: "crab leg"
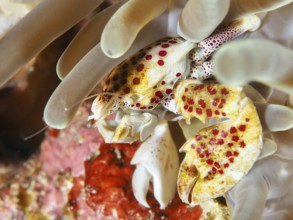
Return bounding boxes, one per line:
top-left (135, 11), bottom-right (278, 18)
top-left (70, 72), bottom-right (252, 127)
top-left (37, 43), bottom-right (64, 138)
top-left (175, 80), bottom-right (262, 205)
top-left (131, 121), bottom-right (179, 209)
top-left (189, 15), bottom-right (261, 80)
top-left (190, 60), bottom-right (214, 81)
top-left (191, 15), bottom-right (261, 64)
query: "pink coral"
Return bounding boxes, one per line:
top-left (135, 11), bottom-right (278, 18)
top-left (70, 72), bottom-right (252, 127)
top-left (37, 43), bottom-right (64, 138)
top-left (40, 104), bottom-right (103, 177)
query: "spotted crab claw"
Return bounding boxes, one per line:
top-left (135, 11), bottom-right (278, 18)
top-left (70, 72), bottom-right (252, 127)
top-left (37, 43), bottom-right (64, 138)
top-left (175, 80), bottom-right (262, 205)
top-left (131, 120), bottom-right (179, 209)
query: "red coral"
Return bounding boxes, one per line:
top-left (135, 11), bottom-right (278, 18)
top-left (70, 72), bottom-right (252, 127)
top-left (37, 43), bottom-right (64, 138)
top-left (69, 142), bottom-right (202, 219)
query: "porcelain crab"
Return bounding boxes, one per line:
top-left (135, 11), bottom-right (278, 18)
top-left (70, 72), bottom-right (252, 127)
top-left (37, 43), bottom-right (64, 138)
top-left (90, 15), bottom-right (263, 208)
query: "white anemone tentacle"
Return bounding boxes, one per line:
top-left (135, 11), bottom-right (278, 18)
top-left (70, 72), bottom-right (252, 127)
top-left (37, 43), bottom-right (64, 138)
top-left (131, 120), bottom-right (179, 209)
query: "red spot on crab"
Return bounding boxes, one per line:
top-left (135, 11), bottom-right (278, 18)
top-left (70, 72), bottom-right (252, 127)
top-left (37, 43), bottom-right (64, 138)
top-left (240, 141), bottom-right (246, 148)
top-left (212, 98), bottom-right (219, 107)
top-left (198, 99), bottom-right (206, 108)
top-left (206, 159), bottom-right (213, 165)
top-left (157, 60), bottom-right (164, 66)
top-left (217, 139), bottom-right (224, 145)
top-left (136, 64), bottom-right (144, 72)
top-left (207, 86), bottom-right (217, 95)
top-left (218, 99), bottom-right (226, 109)
top-left (166, 89), bottom-right (173, 94)
top-left (162, 44), bottom-right (170, 48)
top-left (124, 87), bottom-right (130, 94)
top-left (212, 129), bottom-right (219, 135)
top-left (176, 73), bottom-right (182, 77)
top-left (228, 143), bottom-right (233, 147)
top-left (218, 104), bottom-right (224, 109)
top-left (239, 125), bottom-right (246, 132)
top-left (213, 161), bottom-right (219, 167)
top-left (145, 54), bottom-right (152, 60)
top-left (230, 127), bottom-right (237, 134)
top-left (187, 99), bottom-right (194, 105)
top-left (194, 85), bottom-right (204, 90)
top-left (206, 109), bottom-right (213, 117)
top-left (232, 136), bottom-right (239, 142)
top-left (195, 134), bottom-right (201, 141)
top-left (196, 108), bottom-right (202, 115)
top-left (155, 91), bottom-right (163, 98)
top-left (209, 138), bottom-right (217, 145)
top-left (159, 50), bottom-right (167, 56)
top-left (221, 88), bottom-right (229, 95)
top-left (226, 151), bottom-right (232, 157)
top-left (133, 77), bottom-right (140, 85)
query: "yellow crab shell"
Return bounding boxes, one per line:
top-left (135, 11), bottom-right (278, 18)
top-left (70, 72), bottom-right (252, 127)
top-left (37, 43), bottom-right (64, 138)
top-left (92, 36), bottom-right (192, 117)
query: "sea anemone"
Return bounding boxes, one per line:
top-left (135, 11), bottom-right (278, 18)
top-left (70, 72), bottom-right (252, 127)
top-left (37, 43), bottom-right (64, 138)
top-left (1, 1), bottom-right (293, 219)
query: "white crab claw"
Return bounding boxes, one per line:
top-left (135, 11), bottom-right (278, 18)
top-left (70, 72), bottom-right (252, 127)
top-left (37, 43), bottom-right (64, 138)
top-left (96, 111), bottom-right (158, 143)
top-left (132, 164), bottom-right (152, 208)
top-left (114, 112), bottom-right (158, 142)
top-left (131, 121), bottom-right (179, 209)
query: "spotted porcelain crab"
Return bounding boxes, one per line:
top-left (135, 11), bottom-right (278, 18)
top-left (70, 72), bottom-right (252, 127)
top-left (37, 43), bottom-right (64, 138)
top-left (91, 15), bottom-right (263, 208)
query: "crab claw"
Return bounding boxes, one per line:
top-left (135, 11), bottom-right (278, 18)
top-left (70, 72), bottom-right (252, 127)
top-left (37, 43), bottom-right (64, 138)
top-left (94, 110), bottom-right (159, 143)
top-left (174, 79), bottom-right (244, 123)
top-left (91, 93), bottom-right (161, 143)
top-left (131, 121), bottom-right (179, 209)
top-left (175, 80), bottom-right (262, 205)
